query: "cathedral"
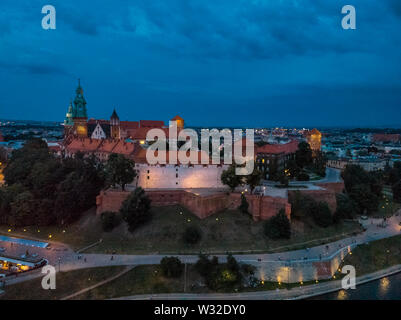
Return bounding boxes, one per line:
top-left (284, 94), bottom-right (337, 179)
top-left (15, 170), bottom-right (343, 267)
top-left (63, 80), bottom-right (184, 143)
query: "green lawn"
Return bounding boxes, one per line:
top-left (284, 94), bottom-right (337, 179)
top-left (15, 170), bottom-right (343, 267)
top-left (373, 189), bottom-right (400, 218)
top-left (77, 264), bottom-right (334, 299)
top-left (0, 205), bottom-right (363, 255)
top-left (76, 264), bottom-right (206, 299)
top-left (342, 235), bottom-right (401, 276)
top-left (0, 266), bottom-right (126, 300)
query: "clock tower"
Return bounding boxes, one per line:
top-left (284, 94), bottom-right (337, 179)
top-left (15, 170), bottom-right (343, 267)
top-left (72, 79), bottom-right (88, 138)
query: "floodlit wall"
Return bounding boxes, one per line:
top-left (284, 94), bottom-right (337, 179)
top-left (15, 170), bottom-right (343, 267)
top-left (250, 244), bottom-right (356, 283)
top-left (134, 164), bottom-right (229, 189)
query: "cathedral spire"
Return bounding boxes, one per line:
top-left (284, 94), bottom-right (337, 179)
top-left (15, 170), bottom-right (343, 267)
top-left (73, 79), bottom-right (87, 118)
top-left (72, 79), bottom-right (88, 137)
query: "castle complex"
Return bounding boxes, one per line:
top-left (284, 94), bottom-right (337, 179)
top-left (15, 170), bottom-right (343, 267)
top-left (62, 81), bottom-right (332, 221)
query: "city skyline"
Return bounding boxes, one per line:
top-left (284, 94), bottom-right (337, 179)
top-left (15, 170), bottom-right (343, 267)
top-left (0, 0), bottom-right (401, 127)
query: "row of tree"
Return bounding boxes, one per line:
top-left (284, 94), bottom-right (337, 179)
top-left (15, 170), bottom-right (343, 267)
top-left (0, 139), bottom-right (137, 227)
top-left (220, 165), bottom-right (263, 193)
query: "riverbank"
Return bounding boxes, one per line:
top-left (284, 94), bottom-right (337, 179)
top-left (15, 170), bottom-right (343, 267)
top-left (109, 264), bottom-right (401, 300)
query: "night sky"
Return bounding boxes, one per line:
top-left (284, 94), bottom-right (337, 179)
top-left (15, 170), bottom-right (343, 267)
top-left (0, 0), bottom-right (400, 127)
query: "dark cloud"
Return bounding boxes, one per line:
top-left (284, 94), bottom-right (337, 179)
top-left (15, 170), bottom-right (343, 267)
top-left (0, 61), bottom-right (68, 75)
top-left (0, 0), bottom-right (400, 126)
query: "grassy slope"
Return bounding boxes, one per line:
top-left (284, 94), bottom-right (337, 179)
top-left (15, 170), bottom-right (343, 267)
top-left (0, 266), bottom-right (126, 300)
top-left (0, 205), bottom-right (363, 254)
top-left (343, 234), bottom-right (401, 276)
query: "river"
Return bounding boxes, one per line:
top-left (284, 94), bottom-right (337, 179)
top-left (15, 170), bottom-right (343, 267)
top-left (310, 272), bottom-right (401, 300)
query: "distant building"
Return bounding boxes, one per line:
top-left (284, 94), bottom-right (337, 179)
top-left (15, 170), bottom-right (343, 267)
top-left (0, 130), bottom-right (4, 142)
top-left (255, 140), bottom-right (299, 178)
top-left (372, 133), bottom-right (401, 144)
top-left (327, 157), bottom-right (389, 172)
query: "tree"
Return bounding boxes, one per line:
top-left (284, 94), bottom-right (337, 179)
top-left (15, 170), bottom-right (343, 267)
top-left (295, 141), bottom-right (312, 169)
top-left (289, 192), bottom-right (315, 219)
top-left (268, 158), bottom-right (280, 181)
top-left (263, 209), bottom-right (291, 239)
top-left (286, 159), bottom-right (300, 179)
top-left (120, 187), bottom-right (151, 232)
top-left (393, 180), bottom-right (401, 203)
top-left (9, 191), bottom-right (35, 227)
top-left (195, 254), bottom-right (219, 277)
top-left (238, 193), bottom-right (249, 215)
top-left (105, 153), bottom-right (136, 191)
top-left (183, 226), bottom-right (202, 244)
top-left (310, 202), bottom-right (333, 227)
top-left (334, 193), bottom-right (356, 222)
top-left (3, 139), bottom-right (53, 186)
top-left (342, 164), bottom-right (382, 214)
top-left (350, 184), bottom-right (380, 215)
top-left (0, 146), bottom-right (7, 164)
top-left (160, 257), bottom-right (183, 278)
top-left (279, 174), bottom-right (289, 187)
top-left (296, 171), bottom-right (310, 181)
top-left (221, 165), bottom-right (241, 192)
top-left (101, 211), bottom-right (120, 232)
top-left (312, 151), bottom-right (327, 177)
top-left (244, 168), bottom-right (262, 193)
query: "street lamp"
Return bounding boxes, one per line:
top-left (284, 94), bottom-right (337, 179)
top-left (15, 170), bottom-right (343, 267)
top-left (58, 257), bottom-right (61, 272)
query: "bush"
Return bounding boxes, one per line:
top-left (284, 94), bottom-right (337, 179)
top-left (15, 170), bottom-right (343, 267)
top-left (311, 202), bottom-right (333, 227)
top-left (194, 254), bottom-right (243, 291)
top-left (263, 209), bottom-right (291, 239)
top-left (100, 211), bottom-right (120, 232)
top-left (334, 193), bottom-right (356, 222)
top-left (279, 175), bottom-right (289, 187)
top-left (195, 254), bottom-right (218, 277)
top-left (120, 187), bottom-right (151, 232)
top-left (296, 171), bottom-right (310, 181)
top-left (183, 226), bottom-right (202, 245)
top-left (238, 193), bottom-right (249, 214)
top-left (160, 257), bottom-right (183, 278)
top-left (392, 180), bottom-right (401, 203)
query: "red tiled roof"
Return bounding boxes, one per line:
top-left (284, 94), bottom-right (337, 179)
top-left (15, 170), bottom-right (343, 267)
top-left (133, 147), bottom-right (210, 165)
top-left (372, 134), bottom-right (401, 143)
top-left (65, 138), bottom-right (136, 156)
top-left (88, 119), bottom-right (110, 125)
top-left (120, 121), bottom-right (139, 129)
top-left (139, 120), bottom-right (164, 128)
top-left (171, 115), bottom-right (184, 121)
top-left (256, 139), bottom-right (299, 155)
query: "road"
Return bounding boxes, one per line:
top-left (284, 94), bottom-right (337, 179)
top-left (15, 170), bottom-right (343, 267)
top-left (4, 210), bottom-right (400, 287)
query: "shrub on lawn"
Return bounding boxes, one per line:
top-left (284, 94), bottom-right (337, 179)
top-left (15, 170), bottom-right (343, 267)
top-left (100, 211), bottom-right (120, 232)
top-left (311, 201), bottom-right (333, 227)
top-left (160, 256), bottom-right (183, 278)
top-left (263, 209), bottom-right (291, 239)
top-left (183, 226), bottom-right (202, 245)
top-left (120, 187), bottom-right (151, 232)
top-left (238, 193), bottom-right (249, 215)
top-left (296, 171), bottom-right (310, 181)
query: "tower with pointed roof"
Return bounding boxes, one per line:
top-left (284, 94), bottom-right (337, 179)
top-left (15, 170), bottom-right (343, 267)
top-left (171, 115), bottom-right (184, 131)
top-left (63, 100), bottom-right (74, 137)
top-left (306, 128), bottom-right (322, 156)
top-left (110, 108), bottom-right (120, 139)
top-left (72, 79), bottom-right (88, 137)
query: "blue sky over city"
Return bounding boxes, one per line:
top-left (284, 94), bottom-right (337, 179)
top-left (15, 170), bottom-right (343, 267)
top-left (0, 0), bottom-right (400, 127)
